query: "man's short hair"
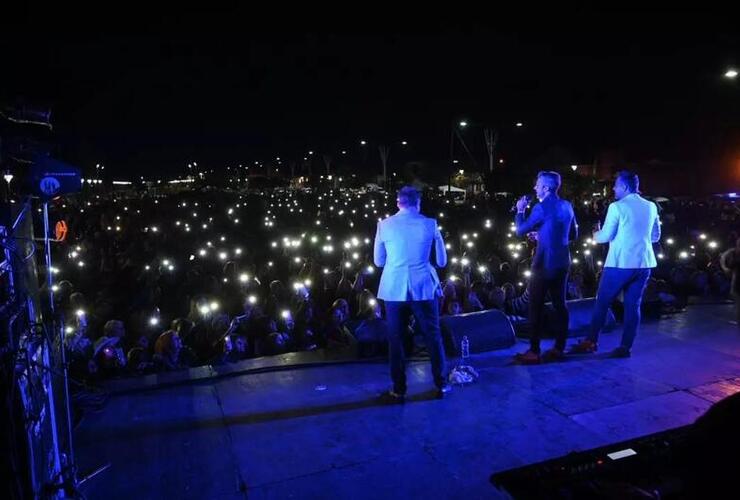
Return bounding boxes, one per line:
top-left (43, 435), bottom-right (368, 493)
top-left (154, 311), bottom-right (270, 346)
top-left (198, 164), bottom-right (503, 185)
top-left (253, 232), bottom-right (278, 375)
top-left (537, 171), bottom-right (561, 192)
top-left (104, 320), bottom-right (124, 337)
top-left (397, 186), bottom-right (421, 207)
top-left (616, 170), bottom-right (640, 193)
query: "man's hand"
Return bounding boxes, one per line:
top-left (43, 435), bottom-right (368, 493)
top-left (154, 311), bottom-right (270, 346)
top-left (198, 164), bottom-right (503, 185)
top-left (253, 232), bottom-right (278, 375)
top-left (516, 196), bottom-right (529, 212)
top-left (592, 221), bottom-right (601, 240)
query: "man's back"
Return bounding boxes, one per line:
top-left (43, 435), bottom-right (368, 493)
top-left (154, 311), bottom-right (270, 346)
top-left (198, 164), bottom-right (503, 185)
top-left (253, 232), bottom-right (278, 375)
top-left (598, 193), bottom-right (660, 268)
top-left (374, 210), bottom-right (446, 301)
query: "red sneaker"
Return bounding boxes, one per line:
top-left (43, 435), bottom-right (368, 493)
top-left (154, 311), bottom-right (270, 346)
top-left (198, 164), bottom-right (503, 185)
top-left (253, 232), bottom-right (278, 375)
top-left (514, 350), bottom-right (541, 365)
top-left (568, 339), bottom-right (598, 354)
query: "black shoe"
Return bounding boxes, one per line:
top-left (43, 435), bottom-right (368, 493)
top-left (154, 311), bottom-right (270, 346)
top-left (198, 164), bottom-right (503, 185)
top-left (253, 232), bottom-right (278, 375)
top-left (608, 346), bottom-right (631, 358)
top-left (541, 347), bottom-right (565, 363)
top-left (379, 389), bottom-right (405, 404)
top-left (435, 383), bottom-right (452, 399)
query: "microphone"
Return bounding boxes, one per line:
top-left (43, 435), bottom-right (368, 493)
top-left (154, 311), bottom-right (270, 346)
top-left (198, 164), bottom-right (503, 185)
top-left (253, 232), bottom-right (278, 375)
top-left (511, 195), bottom-right (531, 213)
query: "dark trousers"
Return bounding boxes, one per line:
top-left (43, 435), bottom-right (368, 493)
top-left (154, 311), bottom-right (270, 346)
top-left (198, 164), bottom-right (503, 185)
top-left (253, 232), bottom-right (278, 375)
top-left (588, 267), bottom-right (651, 349)
top-left (528, 268), bottom-right (569, 353)
top-left (384, 300), bottom-right (447, 394)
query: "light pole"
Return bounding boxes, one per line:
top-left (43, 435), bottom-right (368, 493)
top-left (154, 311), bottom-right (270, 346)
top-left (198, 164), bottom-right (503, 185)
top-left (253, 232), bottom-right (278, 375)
top-left (485, 122), bottom-right (523, 173)
top-left (3, 170), bottom-right (13, 201)
top-left (378, 145), bottom-right (390, 189)
top-left (449, 120), bottom-right (468, 193)
top-left (453, 119), bottom-right (526, 194)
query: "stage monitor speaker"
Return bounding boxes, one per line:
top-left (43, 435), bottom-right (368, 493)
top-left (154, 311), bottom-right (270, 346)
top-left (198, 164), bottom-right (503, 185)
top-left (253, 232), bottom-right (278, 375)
top-left (515, 298), bottom-right (616, 339)
top-left (440, 309), bottom-right (516, 355)
top-left (546, 297), bottom-right (616, 336)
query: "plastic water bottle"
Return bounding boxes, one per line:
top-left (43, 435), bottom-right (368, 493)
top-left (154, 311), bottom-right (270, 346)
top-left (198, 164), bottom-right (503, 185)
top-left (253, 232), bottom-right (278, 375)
top-left (461, 336), bottom-right (470, 362)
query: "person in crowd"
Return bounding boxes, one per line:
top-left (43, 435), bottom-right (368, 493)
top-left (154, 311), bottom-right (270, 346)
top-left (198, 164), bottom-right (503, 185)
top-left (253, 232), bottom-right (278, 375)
top-left (293, 300), bottom-right (320, 351)
top-left (325, 304), bottom-right (358, 354)
top-left (92, 335), bottom-right (127, 378)
top-left (444, 300), bottom-right (463, 316)
top-left (720, 237), bottom-right (740, 326)
top-left (230, 335), bottom-right (250, 362)
top-left (352, 294), bottom-right (387, 358)
top-left (153, 330), bottom-right (185, 371)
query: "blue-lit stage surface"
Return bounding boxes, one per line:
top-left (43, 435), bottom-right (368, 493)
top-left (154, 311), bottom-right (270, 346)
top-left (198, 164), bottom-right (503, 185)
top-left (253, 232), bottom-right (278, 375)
top-left (75, 303), bottom-right (740, 500)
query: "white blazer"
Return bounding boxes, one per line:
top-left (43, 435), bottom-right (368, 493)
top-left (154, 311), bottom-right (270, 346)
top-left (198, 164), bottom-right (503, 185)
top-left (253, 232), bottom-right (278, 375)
top-left (374, 209), bottom-right (447, 301)
top-left (595, 193), bottom-right (661, 269)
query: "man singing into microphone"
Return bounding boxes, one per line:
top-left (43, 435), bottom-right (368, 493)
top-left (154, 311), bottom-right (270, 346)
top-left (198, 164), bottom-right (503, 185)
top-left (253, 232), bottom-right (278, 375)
top-left (514, 171), bottom-right (578, 364)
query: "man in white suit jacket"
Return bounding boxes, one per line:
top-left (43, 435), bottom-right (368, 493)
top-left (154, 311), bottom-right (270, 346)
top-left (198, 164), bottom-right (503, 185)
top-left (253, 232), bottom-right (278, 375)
top-left (571, 171), bottom-right (661, 358)
top-left (374, 186), bottom-right (450, 400)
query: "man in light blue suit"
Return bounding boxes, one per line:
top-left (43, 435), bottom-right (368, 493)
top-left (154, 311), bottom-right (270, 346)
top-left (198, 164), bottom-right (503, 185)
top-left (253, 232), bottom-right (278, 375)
top-left (374, 186), bottom-right (451, 401)
top-left (571, 171), bottom-right (662, 358)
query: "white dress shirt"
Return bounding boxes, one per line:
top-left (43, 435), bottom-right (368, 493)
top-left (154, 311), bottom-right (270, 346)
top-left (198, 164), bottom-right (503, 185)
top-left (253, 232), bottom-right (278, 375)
top-left (594, 193), bottom-right (661, 269)
top-left (374, 208), bottom-right (447, 301)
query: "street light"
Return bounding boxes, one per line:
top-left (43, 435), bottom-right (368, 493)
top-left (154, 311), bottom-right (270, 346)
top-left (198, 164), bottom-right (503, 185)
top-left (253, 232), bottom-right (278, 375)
top-left (459, 121), bottom-right (468, 128)
top-left (360, 140), bottom-right (367, 145)
top-left (516, 122), bottom-right (523, 127)
top-left (571, 165), bottom-right (578, 171)
top-left (401, 141), bottom-right (407, 145)
top-left (725, 69), bottom-right (738, 79)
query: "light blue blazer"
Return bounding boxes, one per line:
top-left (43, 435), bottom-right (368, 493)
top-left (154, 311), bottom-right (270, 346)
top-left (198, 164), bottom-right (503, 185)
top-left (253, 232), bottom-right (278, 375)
top-left (374, 209), bottom-right (447, 301)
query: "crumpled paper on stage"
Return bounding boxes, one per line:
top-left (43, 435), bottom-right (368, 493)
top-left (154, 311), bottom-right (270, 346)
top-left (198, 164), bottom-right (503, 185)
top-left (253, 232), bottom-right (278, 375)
top-left (449, 365), bottom-right (479, 385)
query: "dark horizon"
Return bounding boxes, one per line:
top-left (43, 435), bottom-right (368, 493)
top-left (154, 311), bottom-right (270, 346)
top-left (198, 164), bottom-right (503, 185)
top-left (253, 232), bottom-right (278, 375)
top-left (1, 8), bottom-right (739, 191)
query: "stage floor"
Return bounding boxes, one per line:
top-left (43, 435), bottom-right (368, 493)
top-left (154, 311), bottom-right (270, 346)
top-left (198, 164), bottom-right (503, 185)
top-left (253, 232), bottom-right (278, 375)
top-left (75, 304), bottom-right (740, 499)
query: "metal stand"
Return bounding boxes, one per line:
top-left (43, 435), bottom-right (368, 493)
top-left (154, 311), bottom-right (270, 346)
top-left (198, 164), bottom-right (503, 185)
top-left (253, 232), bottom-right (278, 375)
top-left (40, 201), bottom-right (110, 498)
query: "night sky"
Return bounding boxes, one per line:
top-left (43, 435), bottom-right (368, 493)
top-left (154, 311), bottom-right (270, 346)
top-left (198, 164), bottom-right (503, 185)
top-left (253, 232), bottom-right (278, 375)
top-left (2, 8), bottom-right (739, 189)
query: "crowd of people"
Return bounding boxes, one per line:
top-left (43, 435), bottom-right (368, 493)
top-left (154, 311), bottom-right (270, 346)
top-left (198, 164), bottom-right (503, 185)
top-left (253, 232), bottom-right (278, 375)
top-left (43, 181), bottom-right (739, 382)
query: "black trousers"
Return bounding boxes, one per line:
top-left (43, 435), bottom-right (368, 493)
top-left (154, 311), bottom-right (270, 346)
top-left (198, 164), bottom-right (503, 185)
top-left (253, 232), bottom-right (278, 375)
top-left (384, 300), bottom-right (447, 394)
top-left (528, 268), bottom-right (569, 353)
